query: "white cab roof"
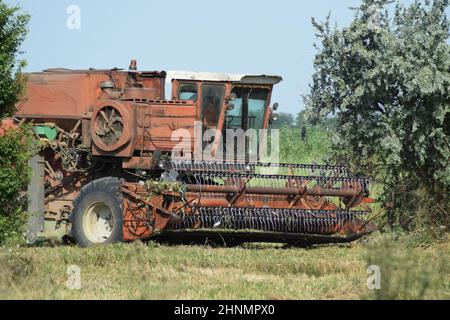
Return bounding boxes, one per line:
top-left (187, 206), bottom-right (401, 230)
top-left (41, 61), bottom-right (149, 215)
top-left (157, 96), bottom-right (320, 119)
top-left (166, 71), bottom-right (282, 85)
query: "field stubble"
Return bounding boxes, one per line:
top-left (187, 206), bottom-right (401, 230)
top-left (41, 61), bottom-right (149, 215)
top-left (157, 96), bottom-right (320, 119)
top-left (0, 232), bottom-right (448, 300)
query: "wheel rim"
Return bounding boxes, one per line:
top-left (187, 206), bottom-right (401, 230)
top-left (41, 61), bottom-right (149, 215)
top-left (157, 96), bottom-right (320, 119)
top-left (82, 202), bottom-right (115, 243)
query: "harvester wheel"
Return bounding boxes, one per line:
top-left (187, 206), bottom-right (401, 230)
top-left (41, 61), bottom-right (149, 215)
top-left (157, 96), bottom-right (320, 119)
top-left (71, 177), bottom-right (123, 247)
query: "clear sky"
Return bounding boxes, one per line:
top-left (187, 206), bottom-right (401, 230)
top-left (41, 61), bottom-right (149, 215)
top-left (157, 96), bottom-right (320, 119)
top-left (5, 0), bottom-right (446, 115)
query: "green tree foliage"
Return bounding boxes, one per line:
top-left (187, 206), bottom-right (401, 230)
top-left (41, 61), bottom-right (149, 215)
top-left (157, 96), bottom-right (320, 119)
top-left (306, 0), bottom-right (449, 229)
top-left (295, 110), bottom-right (308, 128)
top-left (0, 127), bottom-right (34, 244)
top-left (0, 1), bottom-right (31, 244)
top-left (0, 1), bottom-right (29, 117)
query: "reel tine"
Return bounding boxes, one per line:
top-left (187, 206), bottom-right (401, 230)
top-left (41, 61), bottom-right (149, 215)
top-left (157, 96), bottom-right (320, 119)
top-left (172, 207), bottom-right (368, 236)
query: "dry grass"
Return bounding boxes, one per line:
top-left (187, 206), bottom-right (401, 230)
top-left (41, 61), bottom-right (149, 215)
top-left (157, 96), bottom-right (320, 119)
top-left (0, 233), bottom-right (448, 300)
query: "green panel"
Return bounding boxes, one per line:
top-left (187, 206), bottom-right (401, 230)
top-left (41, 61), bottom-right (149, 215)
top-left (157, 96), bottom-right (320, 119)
top-left (35, 125), bottom-right (58, 140)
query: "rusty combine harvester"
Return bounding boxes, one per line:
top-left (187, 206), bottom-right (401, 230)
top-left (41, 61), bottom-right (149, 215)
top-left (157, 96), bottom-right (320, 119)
top-left (8, 60), bottom-right (375, 247)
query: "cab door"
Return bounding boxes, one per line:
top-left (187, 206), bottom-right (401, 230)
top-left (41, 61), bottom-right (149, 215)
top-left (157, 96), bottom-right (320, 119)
top-left (224, 86), bottom-right (270, 162)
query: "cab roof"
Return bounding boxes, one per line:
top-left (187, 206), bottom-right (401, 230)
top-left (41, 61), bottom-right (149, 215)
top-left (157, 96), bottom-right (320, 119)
top-left (166, 71), bottom-right (283, 85)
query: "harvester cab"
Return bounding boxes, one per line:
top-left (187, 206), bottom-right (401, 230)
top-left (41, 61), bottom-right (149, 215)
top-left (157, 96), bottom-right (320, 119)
top-left (168, 71), bottom-right (282, 161)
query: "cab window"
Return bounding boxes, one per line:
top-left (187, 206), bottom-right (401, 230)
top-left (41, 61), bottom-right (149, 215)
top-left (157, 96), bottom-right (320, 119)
top-left (226, 87), bottom-right (269, 132)
top-left (178, 83), bottom-right (198, 101)
top-left (201, 84), bottom-right (225, 127)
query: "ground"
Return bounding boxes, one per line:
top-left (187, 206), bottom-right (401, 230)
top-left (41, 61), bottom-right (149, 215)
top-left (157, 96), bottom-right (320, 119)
top-left (0, 232), bottom-right (448, 300)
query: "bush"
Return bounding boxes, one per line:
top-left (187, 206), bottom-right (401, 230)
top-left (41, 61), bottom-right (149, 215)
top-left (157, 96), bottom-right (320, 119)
top-left (0, 125), bottom-right (36, 245)
top-left (0, 1), bottom-right (32, 245)
top-left (305, 0), bottom-right (450, 231)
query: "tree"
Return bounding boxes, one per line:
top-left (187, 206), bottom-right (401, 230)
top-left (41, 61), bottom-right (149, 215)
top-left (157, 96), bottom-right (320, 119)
top-left (306, 0), bottom-right (449, 230)
top-left (0, 0), bottom-right (29, 117)
top-left (0, 1), bottom-right (31, 245)
top-left (295, 110), bottom-right (308, 128)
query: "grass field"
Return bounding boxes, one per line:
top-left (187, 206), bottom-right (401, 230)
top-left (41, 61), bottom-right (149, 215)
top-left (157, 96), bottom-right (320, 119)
top-left (0, 232), bottom-right (448, 300)
top-left (1, 127), bottom-right (448, 300)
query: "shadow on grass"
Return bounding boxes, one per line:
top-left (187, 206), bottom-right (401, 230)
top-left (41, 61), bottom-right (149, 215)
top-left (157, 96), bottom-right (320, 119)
top-left (149, 231), bottom-right (360, 250)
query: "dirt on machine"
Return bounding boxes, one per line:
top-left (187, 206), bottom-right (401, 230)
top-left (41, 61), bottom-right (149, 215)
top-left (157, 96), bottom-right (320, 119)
top-left (5, 60), bottom-right (376, 247)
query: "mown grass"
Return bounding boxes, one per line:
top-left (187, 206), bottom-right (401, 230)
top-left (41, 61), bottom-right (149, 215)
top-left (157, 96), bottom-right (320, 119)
top-left (1, 126), bottom-right (447, 300)
top-left (0, 233), bottom-right (448, 300)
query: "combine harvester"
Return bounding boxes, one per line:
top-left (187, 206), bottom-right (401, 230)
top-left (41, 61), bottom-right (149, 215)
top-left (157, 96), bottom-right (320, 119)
top-left (5, 60), bottom-right (375, 247)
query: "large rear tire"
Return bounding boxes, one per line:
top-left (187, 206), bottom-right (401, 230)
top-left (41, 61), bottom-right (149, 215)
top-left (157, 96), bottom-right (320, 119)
top-left (71, 177), bottom-right (123, 247)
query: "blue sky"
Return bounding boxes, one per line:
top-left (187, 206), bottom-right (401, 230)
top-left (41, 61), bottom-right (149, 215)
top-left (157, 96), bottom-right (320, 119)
top-left (5, 0), bottom-right (447, 115)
